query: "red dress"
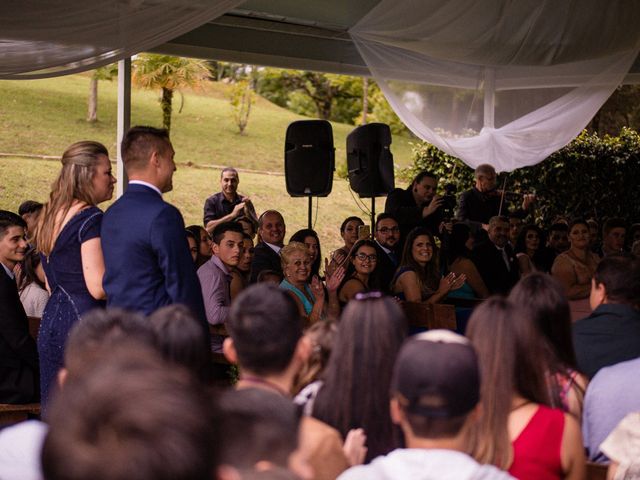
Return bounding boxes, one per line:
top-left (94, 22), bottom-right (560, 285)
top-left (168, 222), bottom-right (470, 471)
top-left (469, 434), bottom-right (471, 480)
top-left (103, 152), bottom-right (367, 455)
top-left (509, 405), bottom-right (564, 480)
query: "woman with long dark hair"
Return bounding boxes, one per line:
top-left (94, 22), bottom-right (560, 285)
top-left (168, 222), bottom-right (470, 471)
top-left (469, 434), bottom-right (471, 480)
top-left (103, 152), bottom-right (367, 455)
top-left (332, 216), bottom-right (364, 262)
top-left (508, 273), bottom-right (588, 420)
top-left (35, 140), bottom-right (116, 406)
top-left (337, 239), bottom-right (379, 305)
top-left (186, 225), bottom-right (212, 268)
top-left (445, 223), bottom-right (489, 299)
top-left (514, 224), bottom-right (552, 274)
top-left (466, 298), bottom-right (585, 479)
top-left (312, 295), bottom-right (407, 463)
top-left (391, 227), bottom-right (465, 303)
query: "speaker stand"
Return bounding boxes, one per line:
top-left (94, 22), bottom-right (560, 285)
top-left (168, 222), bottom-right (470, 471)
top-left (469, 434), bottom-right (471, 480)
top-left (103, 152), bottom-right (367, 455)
top-left (307, 196), bottom-right (313, 229)
top-left (370, 196), bottom-right (376, 236)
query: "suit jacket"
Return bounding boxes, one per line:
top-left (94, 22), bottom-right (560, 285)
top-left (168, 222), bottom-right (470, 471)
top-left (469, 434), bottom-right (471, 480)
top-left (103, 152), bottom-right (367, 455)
top-left (472, 241), bottom-right (519, 295)
top-left (249, 242), bottom-right (282, 283)
top-left (101, 184), bottom-right (206, 326)
top-left (374, 242), bottom-right (398, 294)
top-left (0, 266), bottom-right (39, 403)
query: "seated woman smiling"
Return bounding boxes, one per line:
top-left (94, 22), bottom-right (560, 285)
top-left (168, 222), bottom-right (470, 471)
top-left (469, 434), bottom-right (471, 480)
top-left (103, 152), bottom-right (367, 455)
top-left (280, 242), bottom-right (343, 323)
top-left (391, 227), bottom-right (465, 303)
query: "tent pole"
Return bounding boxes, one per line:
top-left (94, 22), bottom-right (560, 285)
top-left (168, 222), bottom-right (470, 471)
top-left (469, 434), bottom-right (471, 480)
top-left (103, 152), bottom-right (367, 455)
top-left (116, 57), bottom-right (131, 197)
top-left (483, 67), bottom-right (495, 129)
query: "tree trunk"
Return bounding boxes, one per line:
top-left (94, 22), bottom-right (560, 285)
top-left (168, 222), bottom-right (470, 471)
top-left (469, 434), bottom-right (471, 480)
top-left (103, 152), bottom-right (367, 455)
top-left (161, 87), bottom-right (173, 134)
top-left (361, 77), bottom-right (369, 125)
top-left (87, 76), bottom-right (98, 122)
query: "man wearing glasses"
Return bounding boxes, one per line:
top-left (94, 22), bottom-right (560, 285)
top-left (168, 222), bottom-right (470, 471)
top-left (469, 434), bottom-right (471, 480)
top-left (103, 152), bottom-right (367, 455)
top-left (374, 213), bottom-right (401, 293)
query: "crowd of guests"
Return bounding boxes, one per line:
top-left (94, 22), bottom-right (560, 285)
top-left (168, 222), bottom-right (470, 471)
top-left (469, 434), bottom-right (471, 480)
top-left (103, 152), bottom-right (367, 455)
top-left (0, 129), bottom-right (639, 479)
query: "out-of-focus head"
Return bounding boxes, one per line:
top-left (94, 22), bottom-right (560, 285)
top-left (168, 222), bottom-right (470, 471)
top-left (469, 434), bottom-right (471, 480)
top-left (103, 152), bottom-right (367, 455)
top-left (590, 253), bottom-right (640, 309)
top-left (508, 216), bottom-right (523, 244)
top-left (602, 218), bottom-right (627, 253)
top-left (547, 222), bottom-right (570, 253)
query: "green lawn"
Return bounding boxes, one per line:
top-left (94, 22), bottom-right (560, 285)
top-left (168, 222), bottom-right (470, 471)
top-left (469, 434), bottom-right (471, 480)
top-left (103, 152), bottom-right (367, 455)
top-left (0, 74), bottom-right (415, 253)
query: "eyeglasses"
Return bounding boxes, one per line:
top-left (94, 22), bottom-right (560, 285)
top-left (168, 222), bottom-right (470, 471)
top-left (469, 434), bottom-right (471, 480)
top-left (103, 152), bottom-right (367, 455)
top-left (355, 253), bottom-right (377, 262)
top-left (377, 227), bottom-right (400, 234)
top-left (354, 291), bottom-right (384, 301)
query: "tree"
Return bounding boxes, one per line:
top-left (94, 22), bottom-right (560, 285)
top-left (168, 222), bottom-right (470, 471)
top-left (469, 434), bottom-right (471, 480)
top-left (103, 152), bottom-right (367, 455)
top-left (230, 80), bottom-right (254, 135)
top-left (132, 54), bottom-right (210, 134)
top-left (87, 63), bottom-right (117, 123)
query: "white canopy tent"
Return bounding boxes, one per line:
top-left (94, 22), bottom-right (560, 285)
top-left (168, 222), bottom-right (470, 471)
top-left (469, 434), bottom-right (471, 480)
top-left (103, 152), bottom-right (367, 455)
top-left (2, 0), bottom-right (640, 178)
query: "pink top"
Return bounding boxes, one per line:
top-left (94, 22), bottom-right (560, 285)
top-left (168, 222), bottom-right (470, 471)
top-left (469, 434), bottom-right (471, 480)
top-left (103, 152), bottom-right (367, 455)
top-left (509, 405), bottom-right (564, 480)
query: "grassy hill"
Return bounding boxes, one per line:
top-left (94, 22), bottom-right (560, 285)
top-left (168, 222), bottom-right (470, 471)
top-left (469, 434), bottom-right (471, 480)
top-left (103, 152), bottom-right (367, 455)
top-left (0, 74), bottom-right (416, 252)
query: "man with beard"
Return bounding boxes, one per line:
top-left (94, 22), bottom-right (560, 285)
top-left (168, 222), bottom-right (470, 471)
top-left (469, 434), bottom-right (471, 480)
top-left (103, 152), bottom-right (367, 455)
top-left (373, 213), bottom-right (401, 293)
top-left (203, 167), bottom-right (257, 234)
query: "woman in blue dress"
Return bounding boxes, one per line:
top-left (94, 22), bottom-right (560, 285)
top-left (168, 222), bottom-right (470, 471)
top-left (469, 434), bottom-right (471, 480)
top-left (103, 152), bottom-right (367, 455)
top-left (34, 141), bottom-right (115, 406)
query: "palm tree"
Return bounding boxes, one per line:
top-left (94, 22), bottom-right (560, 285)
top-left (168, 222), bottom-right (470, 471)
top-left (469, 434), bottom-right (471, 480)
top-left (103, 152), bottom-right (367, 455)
top-left (132, 54), bottom-right (210, 134)
top-left (87, 63), bottom-right (118, 123)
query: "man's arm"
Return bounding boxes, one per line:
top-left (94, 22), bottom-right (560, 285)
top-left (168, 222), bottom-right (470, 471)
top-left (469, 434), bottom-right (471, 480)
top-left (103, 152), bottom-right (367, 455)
top-left (457, 190), bottom-right (485, 234)
top-left (205, 202), bottom-right (245, 234)
top-left (197, 265), bottom-right (230, 325)
top-left (384, 189), bottom-right (423, 226)
top-left (0, 279), bottom-right (39, 371)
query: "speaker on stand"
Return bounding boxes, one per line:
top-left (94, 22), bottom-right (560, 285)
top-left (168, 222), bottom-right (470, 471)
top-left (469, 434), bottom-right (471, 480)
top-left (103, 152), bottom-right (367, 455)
top-left (284, 120), bottom-right (335, 228)
top-left (346, 122), bottom-right (395, 233)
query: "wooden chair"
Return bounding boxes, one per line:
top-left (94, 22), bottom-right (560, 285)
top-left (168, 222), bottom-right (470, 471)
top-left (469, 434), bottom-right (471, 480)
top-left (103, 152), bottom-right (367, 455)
top-left (401, 302), bottom-right (457, 331)
top-left (27, 316), bottom-right (41, 340)
top-left (586, 461), bottom-right (608, 480)
top-left (0, 403), bottom-right (41, 426)
top-left (445, 296), bottom-right (484, 309)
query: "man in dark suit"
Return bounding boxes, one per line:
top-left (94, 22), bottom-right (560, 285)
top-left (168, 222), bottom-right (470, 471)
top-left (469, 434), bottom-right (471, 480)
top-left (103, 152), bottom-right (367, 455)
top-left (472, 216), bottom-right (519, 295)
top-left (0, 211), bottom-right (39, 403)
top-left (374, 213), bottom-right (401, 293)
top-left (101, 126), bottom-right (206, 328)
top-left (249, 210), bottom-right (286, 283)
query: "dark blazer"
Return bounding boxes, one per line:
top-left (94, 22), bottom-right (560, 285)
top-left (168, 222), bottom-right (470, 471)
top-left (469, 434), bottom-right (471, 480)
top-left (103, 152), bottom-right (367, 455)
top-left (249, 242), bottom-right (282, 283)
top-left (472, 241), bottom-right (519, 295)
top-left (384, 186), bottom-right (442, 243)
top-left (101, 184), bottom-right (206, 326)
top-left (374, 242), bottom-right (398, 294)
top-left (0, 266), bottom-right (39, 403)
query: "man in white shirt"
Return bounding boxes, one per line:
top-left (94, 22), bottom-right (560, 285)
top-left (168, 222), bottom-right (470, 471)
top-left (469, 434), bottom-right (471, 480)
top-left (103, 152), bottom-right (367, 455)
top-left (339, 330), bottom-right (514, 480)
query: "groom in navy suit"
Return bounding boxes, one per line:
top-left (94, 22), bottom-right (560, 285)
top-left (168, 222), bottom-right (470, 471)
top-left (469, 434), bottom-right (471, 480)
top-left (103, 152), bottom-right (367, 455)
top-left (101, 126), bottom-right (206, 329)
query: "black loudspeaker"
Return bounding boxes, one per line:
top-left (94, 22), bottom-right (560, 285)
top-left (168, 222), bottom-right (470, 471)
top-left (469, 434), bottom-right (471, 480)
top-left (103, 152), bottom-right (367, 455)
top-left (347, 123), bottom-right (395, 198)
top-left (284, 120), bottom-right (334, 197)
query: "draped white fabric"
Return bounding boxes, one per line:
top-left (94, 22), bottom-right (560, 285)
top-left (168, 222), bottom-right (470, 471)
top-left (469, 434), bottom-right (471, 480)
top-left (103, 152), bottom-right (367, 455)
top-left (350, 1), bottom-right (640, 172)
top-left (0, 0), bottom-right (243, 79)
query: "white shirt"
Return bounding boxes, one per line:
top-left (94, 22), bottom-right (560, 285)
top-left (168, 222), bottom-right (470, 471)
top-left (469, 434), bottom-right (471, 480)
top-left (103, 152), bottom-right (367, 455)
top-left (265, 242), bottom-right (282, 254)
top-left (1, 261), bottom-right (15, 280)
top-left (128, 180), bottom-right (162, 196)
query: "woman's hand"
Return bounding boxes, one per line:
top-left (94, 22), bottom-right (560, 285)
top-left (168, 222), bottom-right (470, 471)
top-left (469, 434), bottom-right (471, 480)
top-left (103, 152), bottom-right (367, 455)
top-left (310, 275), bottom-right (325, 300)
top-left (325, 252), bottom-right (347, 278)
top-left (325, 265), bottom-right (345, 293)
top-left (438, 272), bottom-right (466, 293)
top-left (343, 428), bottom-right (368, 466)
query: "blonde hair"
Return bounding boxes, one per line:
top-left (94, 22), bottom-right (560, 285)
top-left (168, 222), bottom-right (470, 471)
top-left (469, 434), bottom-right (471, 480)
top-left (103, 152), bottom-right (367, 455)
top-left (35, 141), bottom-right (108, 256)
top-left (280, 241), bottom-right (310, 271)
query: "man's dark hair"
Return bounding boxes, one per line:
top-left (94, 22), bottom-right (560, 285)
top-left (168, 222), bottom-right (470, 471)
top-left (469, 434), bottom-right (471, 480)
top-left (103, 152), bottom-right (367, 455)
top-left (42, 347), bottom-right (217, 480)
top-left (121, 126), bottom-right (170, 171)
top-left (0, 210), bottom-right (26, 239)
top-left (402, 409), bottom-right (469, 439)
top-left (375, 213), bottom-right (398, 230)
top-left (227, 284), bottom-right (302, 376)
top-left (149, 304), bottom-right (211, 383)
top-left (18, 200), bottom-right (43, 216)
top-left (221, 167), bottom-right (239, 178)
top-left (339, 216), bottom-right (364, 234)
top-left (257, 270), bottom-right (283, 284)
top-left (412, 171), bottom-right (437, 186)
top-left (603, 217), bottom-right (626, 235)
top-left (594, 253), bottom-right (640, 307)
top-left (549, 222), bottom-right (569, 233)
top-left (211, 221), bottom-right (244, 245)
top-left (64, 308), bottom-right (157, 380)
top-left (216, 388), bottom-right (299, 469)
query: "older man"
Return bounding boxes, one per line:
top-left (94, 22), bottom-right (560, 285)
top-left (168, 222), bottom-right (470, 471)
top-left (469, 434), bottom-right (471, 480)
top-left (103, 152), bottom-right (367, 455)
top-left (472, 216), bottom-right (520, 295)
top-left (250, 210), bottom-right (286, 283)
top-left (203, 167), bottom-right (257, 234)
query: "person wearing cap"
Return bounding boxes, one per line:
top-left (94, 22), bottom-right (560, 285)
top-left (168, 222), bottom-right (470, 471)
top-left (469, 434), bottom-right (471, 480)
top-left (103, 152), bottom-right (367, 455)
top-left (338, 330), bottom-right (514, 480)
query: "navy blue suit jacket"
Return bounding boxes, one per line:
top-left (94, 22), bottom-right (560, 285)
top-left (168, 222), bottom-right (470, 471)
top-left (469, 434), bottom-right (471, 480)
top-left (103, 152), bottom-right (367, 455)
top-left (101, 184), bottom-right (206, 325)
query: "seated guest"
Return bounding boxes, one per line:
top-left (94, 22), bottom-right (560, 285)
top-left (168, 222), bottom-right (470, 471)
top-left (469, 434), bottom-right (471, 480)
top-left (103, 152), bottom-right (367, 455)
top-left (204, 167), bottom-right (257, 234)
top-left (472, 216), bottom-right (519, 295)
top-left (0, 211), bottom-right (39, 403)
top-left (573, 253), bottom-right (640, 378)
top-left (289, 229), bottom-right (322, 279)
top-left (466, 298), bottom-right (586, 480)
top-left (514, 224), bottom-right (553, 274)
top-left (582, 358), bottom-right (640, 463)
top-left (391, 227), bottom-right (465, 303)
top-left (508, 215), bottom-right (523, 247)
top-left (42, 347), bottom-right (217, 480)
top-left (337, 239), bottom-right (379, 305)
top-left (223, 284), bottom-right (352, 480)
top-left (444, 223), bottom-right (489, 299)
top-left (257, 270), bottom-right (283, 285)
top-left (373, 213), bottom-right (401, 293)
top-left (198, 222), bottom-right (244, 350)
top-left (599, 217), bottom-right (627, 256)
top-left (628, 223), bottom-right (640, 250)
top-left (237, 216), bottom-right (258, 241)
top-left (552, 218), bottom-right (600, 321)
top-left (185, 229), bottom-right (199, 263)
top-left (149, 304), bottom-right (211, 384)
top-left (250, 210), bottom-right (286, 283)
top-left (18, 247), bottom-right (49, 317)
top-left (18, 200), bottom-right (43, 240)
top-left (509, 274), bottom-right (588, 420)
top-left (312, 295), bottom-right (407, 464)
top-left (587, 218), bottom-right (600, 252)
top-left (280, 242), bottom-right (342, 323)
top-left (332, 216), bottom-right (364, 264)
top-left (384, 171), bottom-right (444, 240)
top-left (217, 387), bottom-right (312, 480)
top-left (547, 222), bottom-right (571, 256)
top-left (231, 233), bottom-right (254, 301)
top-left (338, 330), bottom-right (514, 480)
top-left (186, 224), bottom-right (212, 267)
